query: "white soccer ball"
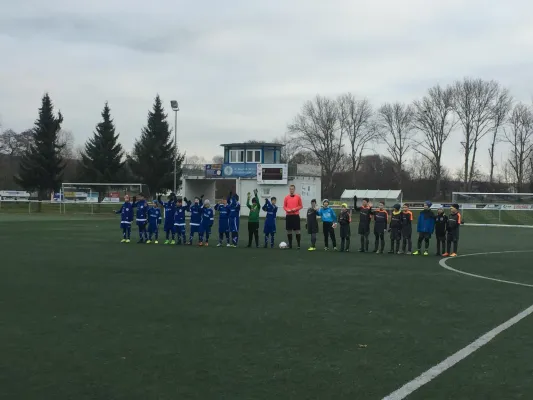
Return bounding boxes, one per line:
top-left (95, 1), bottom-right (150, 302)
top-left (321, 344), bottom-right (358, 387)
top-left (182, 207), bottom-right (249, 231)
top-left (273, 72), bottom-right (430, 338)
top-left (279, 241), bottom-right (288, 249)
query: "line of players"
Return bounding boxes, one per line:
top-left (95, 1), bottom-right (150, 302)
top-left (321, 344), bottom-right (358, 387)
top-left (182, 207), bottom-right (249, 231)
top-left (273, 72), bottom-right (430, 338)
top-left (335, 196), bottom-right (463, 257)
top-left (115, 190), bottom-right (277, 247)
top-left (115, 192), bottom-right (462, 256)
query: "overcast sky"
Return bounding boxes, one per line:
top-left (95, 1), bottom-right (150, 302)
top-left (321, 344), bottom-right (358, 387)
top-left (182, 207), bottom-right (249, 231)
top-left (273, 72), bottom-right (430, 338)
top-left (1, 0), bottom-right (532, 175)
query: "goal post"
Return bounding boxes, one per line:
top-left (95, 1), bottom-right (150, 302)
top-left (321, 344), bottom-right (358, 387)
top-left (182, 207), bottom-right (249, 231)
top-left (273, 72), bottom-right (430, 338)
top-left (452, 192), bottom-right (533, 227)
top-left (57, 183), bottom-right (146, 215)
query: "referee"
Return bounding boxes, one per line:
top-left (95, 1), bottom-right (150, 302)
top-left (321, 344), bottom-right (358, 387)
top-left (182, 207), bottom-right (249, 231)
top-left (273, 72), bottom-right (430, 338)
top-left (283, 184), bottom-right (303, 249)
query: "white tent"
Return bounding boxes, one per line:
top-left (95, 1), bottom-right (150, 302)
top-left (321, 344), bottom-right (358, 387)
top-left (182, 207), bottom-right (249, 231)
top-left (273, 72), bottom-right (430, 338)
top-left (341, 189), bottom-right (402, 207)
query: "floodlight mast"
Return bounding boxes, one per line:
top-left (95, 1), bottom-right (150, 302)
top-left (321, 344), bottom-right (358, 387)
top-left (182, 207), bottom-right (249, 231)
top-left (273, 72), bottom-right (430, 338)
top-left (170, 100), bottom-right (180, 194)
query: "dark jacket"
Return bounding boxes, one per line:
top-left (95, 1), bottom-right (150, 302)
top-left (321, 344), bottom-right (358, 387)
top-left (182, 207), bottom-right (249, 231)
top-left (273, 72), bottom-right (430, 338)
top-left (373, 209), bottom-right (389, 233)
top-left (435, 214), bottom-right (448, 236)
top-left (339, 209), bottom-right (351, 226)
top-left (389, 210), bottom-right (402, 231)
top-left (400, 210), bottom-right (413, 233)
top-left (447, 212), bottom-right (462, 233)
top-left (306, 207), bottom-right (319, 234)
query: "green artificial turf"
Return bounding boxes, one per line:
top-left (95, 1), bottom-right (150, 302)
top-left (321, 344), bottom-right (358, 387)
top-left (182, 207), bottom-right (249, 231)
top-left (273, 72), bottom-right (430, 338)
top-left (1, 214), bottom-right (533, 399)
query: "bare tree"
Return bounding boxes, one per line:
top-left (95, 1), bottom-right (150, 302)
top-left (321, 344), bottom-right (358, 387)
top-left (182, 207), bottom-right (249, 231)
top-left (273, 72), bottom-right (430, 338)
top-left (288, 95), bottom-right (344, 197)
top-left (412, 84), bottom-right (456, 196)
top-left (0, 129), bottom-right (34, 156)
top-left (212, 155), bottom-right (224, 164)
top-left (58, 129), bottom-right (75, 159)
top-left (504, 103), bottom-right (533, 192)
top-left (337, 93), bottom-right (376, 187)
top-left (377, 102), bottom-right (414, 185)
top-left (273, 134), bottom-right (299, 164)
top-left (452, 78), bottom-right (506, 190)
top-left (488, 89), bottom-right (512, 185)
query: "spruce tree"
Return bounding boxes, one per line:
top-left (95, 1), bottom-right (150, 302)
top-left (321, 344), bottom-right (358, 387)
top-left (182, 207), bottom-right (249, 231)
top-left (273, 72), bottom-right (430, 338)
top-left (129, 95), bottom-right (183, 195)
top-left (15, 93), bottom-right (64, 199)
top-left (80, 102), bottom-right (125, 183)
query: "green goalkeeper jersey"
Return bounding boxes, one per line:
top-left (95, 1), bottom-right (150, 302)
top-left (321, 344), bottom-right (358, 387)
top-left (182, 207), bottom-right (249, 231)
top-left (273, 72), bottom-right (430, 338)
top-left (247, 194), bottom-right (260, 222)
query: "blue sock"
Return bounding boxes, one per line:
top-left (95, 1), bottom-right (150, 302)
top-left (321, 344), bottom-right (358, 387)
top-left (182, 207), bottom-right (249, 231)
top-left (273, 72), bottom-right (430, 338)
top-left (233, 233), bottom-right (239, 245)
top-left (264, 234), bottom-right (268, 246)
top-left (166, 230), bottom-right (170, 240)
top-left (155, 230), bottom-right (158, 240)
top-left (271, 233), bottom-right (275, 247)
top-left (127, 227), bottom-right (131, 239)
top-left (199, 233), bottom-right (204, 242)
top-left (122, 228), bottom-right (127, 239)
top-left (139, 229), bottom-right (143, 240)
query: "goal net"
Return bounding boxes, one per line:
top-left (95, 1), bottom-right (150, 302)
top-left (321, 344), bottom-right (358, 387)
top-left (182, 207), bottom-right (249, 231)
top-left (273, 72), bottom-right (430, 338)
top-left (452, 192), bottom-right (533, 227)
top-left (57, 183), bottom-right (146, 215)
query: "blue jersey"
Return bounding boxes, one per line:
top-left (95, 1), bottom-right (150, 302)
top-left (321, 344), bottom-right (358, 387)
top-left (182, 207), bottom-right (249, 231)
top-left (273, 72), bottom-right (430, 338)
top-left (133, 199), bottom-right (148, 222)
top-left (116, 201), bottom-right (134, 223)
top-left (215, 203), bottom-right (229, 219)
top-left (148, 207), bottom-right (162, 225)
top-left (228, 198), bottom-right (241, 219)
top-left (262, 200), bottom-right (278, 224)
top-left (158, 199), bottom-right (176, 222)
top-left (189, 203), bottom-right (203, 225)
top-left (174, 201), bottom-right (190, 225)
top-left (201, 207), bottom-right (214, 226)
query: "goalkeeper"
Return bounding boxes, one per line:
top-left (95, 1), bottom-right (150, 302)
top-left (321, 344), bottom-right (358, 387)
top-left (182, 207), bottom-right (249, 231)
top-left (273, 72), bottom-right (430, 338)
top-left (317, 199), bottom-right (337, 251)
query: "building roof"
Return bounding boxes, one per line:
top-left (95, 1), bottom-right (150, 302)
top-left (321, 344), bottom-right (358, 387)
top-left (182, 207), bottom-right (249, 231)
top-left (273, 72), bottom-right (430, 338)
top-left (341, 189), bottom-right (402, 200)
top-left (220, 142), bottom-right (284, 148)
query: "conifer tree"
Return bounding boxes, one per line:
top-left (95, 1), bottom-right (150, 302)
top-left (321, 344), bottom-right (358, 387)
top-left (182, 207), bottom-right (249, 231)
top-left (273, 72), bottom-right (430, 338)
top-left (129, 95), bottom-right (183, 195)
top-left (15, 93), bottom-right (64, 199)
top-left (80, 102), bottom-right (125, 183)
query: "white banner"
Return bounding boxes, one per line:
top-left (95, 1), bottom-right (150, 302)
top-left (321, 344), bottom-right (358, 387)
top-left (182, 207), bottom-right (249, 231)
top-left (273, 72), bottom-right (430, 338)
top-left (0, 190), bottom-right (30, 198)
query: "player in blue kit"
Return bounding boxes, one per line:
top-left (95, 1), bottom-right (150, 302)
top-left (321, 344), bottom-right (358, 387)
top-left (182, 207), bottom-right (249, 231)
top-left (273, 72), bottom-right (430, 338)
top-left (146, 201), bottom-right (162, 244)
top-left (262, 196), bottom-right (278, 248)
top-left (132, 194), bottom-right (149, 243)
top-left (215, 198), bottom-right (231, 247)
top-left (158, 193), bottom-right (176, 244)
top-left (188, 195), bottom-right (204, 245)
top-left (228, 191), bottom-right (241, 247)
top-left (174, 197), bottom-right (190, 245)
top-left (115, 194), bottom-right (134, 243)
top-left (199, 199), bottom-right (214, 246)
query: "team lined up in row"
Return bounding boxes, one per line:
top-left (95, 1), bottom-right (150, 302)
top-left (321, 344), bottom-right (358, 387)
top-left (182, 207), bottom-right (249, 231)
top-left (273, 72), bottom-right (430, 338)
top-left (115, 190), bottom-right (276, 247)
top-left (324, 196), bottom-right (463, 256)
top-left (115, 191), bottom-right (462, 256)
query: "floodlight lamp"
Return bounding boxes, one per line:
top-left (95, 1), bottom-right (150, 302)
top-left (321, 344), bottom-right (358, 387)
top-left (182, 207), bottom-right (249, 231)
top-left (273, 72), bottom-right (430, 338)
top-left (170, 100), bottom-right (179, 111)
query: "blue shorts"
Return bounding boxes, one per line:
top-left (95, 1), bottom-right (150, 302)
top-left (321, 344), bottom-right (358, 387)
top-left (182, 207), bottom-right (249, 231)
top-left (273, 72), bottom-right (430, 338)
top-left (190, 223), bottom-right (200, 233)
top-left (229, 217), bottom-right (240, 233)
top-left (120, 222), bottom-right (131, 229)
top-left (218, 219), bottom-right (229, 233)
top-left (174, 224), bottom-right (186, 234)
top-left (200, 224), bottom-right (212, 234)
top-left (164, 221), bottom-right (175, 232)
top-left (264, 221), bottom-right (276, 234)
top-left (148, 223), bottom-right (159, 233)
top-left (136, 220), bottom-right (147, 228)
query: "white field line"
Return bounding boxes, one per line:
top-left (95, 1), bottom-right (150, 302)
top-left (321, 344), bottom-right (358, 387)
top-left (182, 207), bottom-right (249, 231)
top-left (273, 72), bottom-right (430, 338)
top-left (382, 250), bottom-right (533, 400)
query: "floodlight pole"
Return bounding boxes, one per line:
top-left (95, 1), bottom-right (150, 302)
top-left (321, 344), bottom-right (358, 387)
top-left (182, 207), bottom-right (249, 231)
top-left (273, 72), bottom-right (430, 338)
top-left (170, 100), bottom-right (180, 194)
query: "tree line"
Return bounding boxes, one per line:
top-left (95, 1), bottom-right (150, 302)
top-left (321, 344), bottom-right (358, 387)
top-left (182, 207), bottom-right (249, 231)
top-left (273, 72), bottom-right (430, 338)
top-left (1, 77), bottom-right (533, 201)
top-left (0, 94), bottom-right (183, 199)
top-left (282, 78), bottom-right (533, 198)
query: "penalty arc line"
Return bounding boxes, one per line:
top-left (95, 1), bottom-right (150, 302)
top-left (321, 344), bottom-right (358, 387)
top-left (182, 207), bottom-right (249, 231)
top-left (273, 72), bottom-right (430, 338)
top-left (382, 250), bottom-right (533, 400)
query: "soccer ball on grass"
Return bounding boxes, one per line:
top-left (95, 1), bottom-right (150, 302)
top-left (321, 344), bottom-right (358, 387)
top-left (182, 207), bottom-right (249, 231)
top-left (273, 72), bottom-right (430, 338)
top-left (279, 241), bottom-right (288, 249)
